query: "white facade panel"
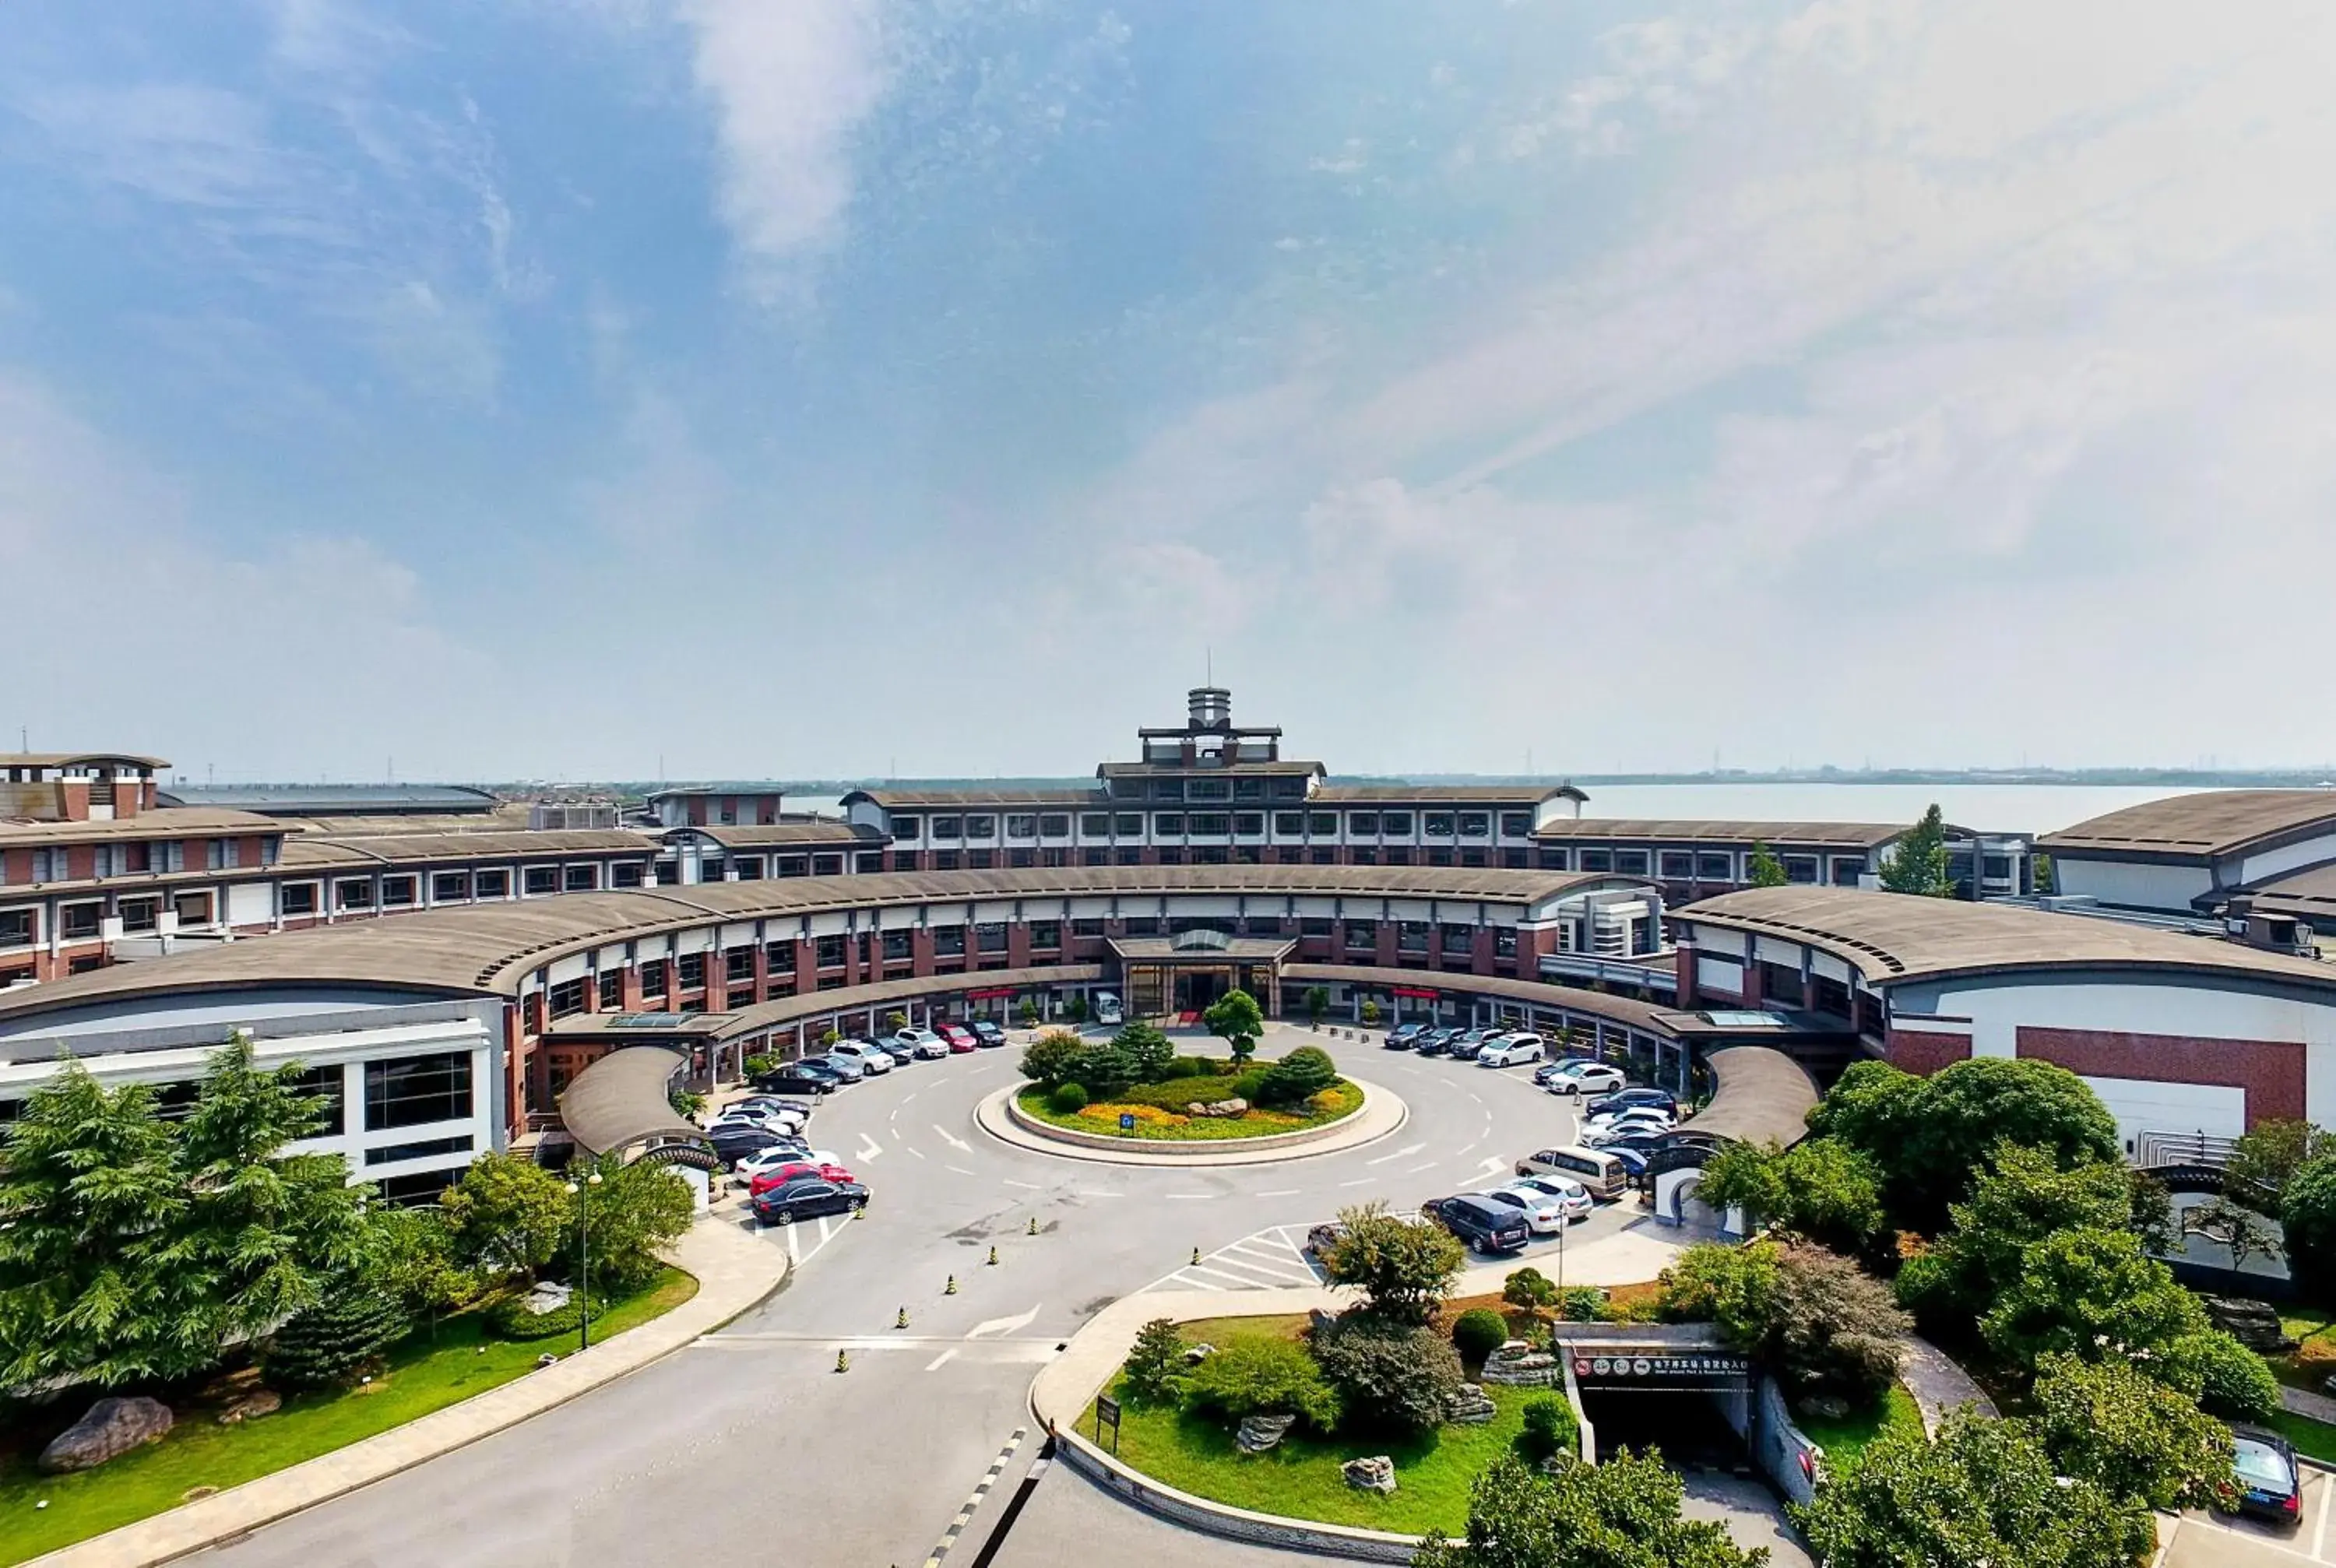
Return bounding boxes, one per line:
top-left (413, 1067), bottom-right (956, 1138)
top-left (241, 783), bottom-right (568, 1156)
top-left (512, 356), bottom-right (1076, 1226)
top-left (2051, 857), bottom-right (2214, 912)
top-left (1754, 936), bottom-right (1805, 971)
top-left (1683, 923), bottom-right (1746, 959)
top-left (545, 953), bottom-right (591, 986)
top-left (1810, 951), bottom-right (1852, 986)
top-left (2080, 1074), bottom-right (2245, 1148)
top-left (2239, 832), bottom-right (2336, 887)
top-left (226, 881), bottom-right (273, 928)
top-left (1697, 956), bottom-right (1746, 995)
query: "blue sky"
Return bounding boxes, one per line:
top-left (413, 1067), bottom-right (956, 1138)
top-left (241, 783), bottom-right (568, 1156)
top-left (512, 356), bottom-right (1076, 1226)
top-left (4, 0), bottom-right (2333, 783)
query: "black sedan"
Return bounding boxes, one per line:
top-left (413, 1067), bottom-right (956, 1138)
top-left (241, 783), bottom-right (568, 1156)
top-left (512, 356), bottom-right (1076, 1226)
top-left (1586, 1088), bottom-right (1678, 1119)
top-left (751, 1177), bottom-right (871, 1225)
top-left (751, 1063), bottom-right (838, 1096)
top-left (971, 1020), bottom-right (1008, 1048)
top-left (2230, 1426), bottom-right (2303, 1526)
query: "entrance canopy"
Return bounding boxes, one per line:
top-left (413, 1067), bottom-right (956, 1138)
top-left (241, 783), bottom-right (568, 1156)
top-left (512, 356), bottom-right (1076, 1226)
top-left (1108, 930), bottom-right (1296, 1018)
top-left (557, 1045), bottom-right (712, 1163)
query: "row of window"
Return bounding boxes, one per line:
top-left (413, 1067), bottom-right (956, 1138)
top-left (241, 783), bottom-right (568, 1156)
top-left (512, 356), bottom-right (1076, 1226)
top-left (891, 809), bottom-right (1539, 843)
top-left (279, 861), bottom-right (646, 916)
top-left (6, 835), bottom-right (279, 887)
top-left (1107, 776), bottom-right (1312, 802)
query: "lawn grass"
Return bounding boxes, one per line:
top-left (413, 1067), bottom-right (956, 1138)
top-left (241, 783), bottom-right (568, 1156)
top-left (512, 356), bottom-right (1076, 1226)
top-left (0, 1268), bottom-right (697, 1565)
top-left (1791, 1383), bottom-right (1923, 1470)
top-left (1017, 1081), bottom-right (1364, 1141)
top-left (2275, 1309), bottom-right (2336, 1391)
top-left (1092, 1371), bottom-right (1535, 1536)
top-left (2270, 1408), bottom-right (2336, 1466)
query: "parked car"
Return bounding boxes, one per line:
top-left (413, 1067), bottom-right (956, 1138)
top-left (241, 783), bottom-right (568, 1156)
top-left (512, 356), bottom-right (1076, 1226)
top-left (831, 1040), bottom-right (894, 1075)
top-left (1539, 1060), bottom-right (1627, 1096)
top-left (2229, 1426), bottom-right (2301, 1525)
top-left (747, 1161), bottom-right (855, 1194)
top-left (709, 1130), bottom-right (788, 1167)
top-left (710, 1107), bottom-right (800, 1138)
top-left (1584, 1127), bottom-right (1676, 1156)
top-left (751, 1177), bottom-right (871, 1225)
top-left (1423, 1028), bottom-right (1465, 1056)
top-left (1475, 1187), bottom-right (1568, 1235)
top-left (1532, 1057), bottom-right (1589, 1086)
top-left (874, 1035), bottom-right (920, 1064)
top-left (1451, 1028), bottom-right (1497, 1055)
top-left (1585, 1106), bottom-right (1675, 1134)
top-left (1585, 1088), bottom-right (1677, 1120)
top-left (718, 1097), bottom-right (806, 1127)
top-left (1420, 1194), bottom-right (1532, 1255)
top-left (1384, 1023), bottom-right (1426, 1050)
top-left (892, 1027), bottom-right (949, 1060)
top-left (1092, 993), bottom-right (1124, 1026)
top-left (1602, 1147), bottom-right (1652, 1180)
top-left (1516, 1145), bottom-right (1634, 1200)
top-left (1477, 1035), bottom-right (1546, 1068)
top-left (1508, 1174), bottom-right (1595, 1220)
top-left (1303, 1222), bottom-right (1349, 1258)
top-left (730, 1092), bottom-right (812, 1120)
top-left (938, 1023), bottom-right (978, 1053)
top-left (734, 1144), bottom-right (837, 1180)
top-left (751, 1063), bottom-right (837, 1096)
top-left (971, 1020), bottom-right (1008, 1048)
top-left (1413, 1028), bottom-right (1455, 1057)
top-left (814, 1052), bottom-right (867, 1083)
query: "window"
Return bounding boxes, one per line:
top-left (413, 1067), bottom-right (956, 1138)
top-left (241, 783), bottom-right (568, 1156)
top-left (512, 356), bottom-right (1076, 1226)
top-left (1310, 812), bottom-right (1337, 835)
top-left (1113, 847), bottom-right (1142, 865)
top-left (1072, 917), bottom-right (1105, 937)
top-left (260, 837), bottom-right (279, 867)
top-left (287, 1064), bottom-right (345, 1137)
top-left (1783, 856), bottom-right (1821, 884)
top-left (432, 871), bottom-right (472, 902)
top-left (524, 866), bottom-right (559, 895)
top-left (1697, 852), bottom-right (1734, 880)
top-left (364, 1134), bottom-right (473, 1166)
top-left (1384, 846), bottom-right (1413, 866)
top-left (1123, 916), bottom-right (1161, 937)
top-left (812, 934), bottom-right (844, 969)
top-left (1615, 849), bottom-right (1649, 875)
top-left (1082, 848), bottom-right (1111, 866)
top-left (1081, 814), bottom-right (1110, 835)
top-left (932, 816), bottom-right (962, 839)
top-left (1008, 848), bottom-right (1034, 868)
top-left (1029, 919), bottom-right (1061, 948)
top-left (548, 978), bottom-right (587, 1017)
top-left (1425, 812), bottom-right (1455, 837)
top-left (677, 952), bottom-right (707, 989)
top-left (61, 901), bottom-right (101, 938)
top-left (1233, 813), bottom-right (1264, 835)
top-left (640, 958), bottom-right (669, 997)
top-left (1115, 813), bottom-right (1143, 835)
top-left (1006, 814), bottom-right (1039, 838)
top-left (1040, 814), bottom-right (1070, 838)
top-left (90, 845), bottom-right (120, 880)
top-left (600, 971), bottom-right (624, 1010)
top-left (976, 922), bottom-right (1008, 952)
top-left (1272, 776), bottom-right (1307, 799)
top-left (563, 864), bottom-right (598, 892)
top-left (726, 947), bottom-right (755, 982)
top-left (1352, 847), bottom-right (1377, 865)
top-left (1441, 923), bottom-right (1476, 953)
top-left (281, 882), bottom-right (318, 916)
top-left (380, 876), bottom-right (416, 908)
top-left (765, 940), bottom-right (795, 971)
top-left (883, 929), bottom-right (913, 960)
top-left (966, 849), bottom-right (994, 870)
top-left (474, 870), bottom-right (510, 898)
top-left (965, 815), bottom-right (997, 838)
top-left (1425, 847), bottom-right (1451, 866)
top-left (1273, 812), bottom-right (1303, 835)
top-left (1458, 813), bottom-right (1490, 838)
top-left (1983, 854), bottom-right (2014, 880)
top-left (854, 852), bottom-right (884, 874)
top-left (1155, 814), bottom-right (1185, 835)
top-left (1495, 927), bottom-right (1518, 957)
top-left (1348, 811), bottom-right (1380, 835)
top-left (1460, 848), bottom-right (1486, 867)
top-left (1381, 811), bottom-right (1414, 835)
top-left (1345, 921), bottom-right (1377, 948)
top-left (1500, 813), bottom-right (1532, 838)
top-left (1191, 813), bottom-right (1230, 835)
top-left (336, 880), bottom-right (375, 911)
top-left (934, 850), bottom-right (960, 870)
top-left (1832, 858), bottom-right (1866, 887)
top-left (1150, 779), bottom-right (1185, 800)
top-left (934, 926), bottom-right (966, 956)
top-left (700, 856), bottom-right (728, 882)
top-left (1659, 851), bottom-right (1694, 879)
top-left (363, 1053), bottom-right (473, 1130)
top-left (1502, 849), bottom-right (1528, 868)
top-left (0, 909), bottom-right (34, 947)
top-left (30, 849), bottom-right (65, 884)
top-left (778, 856), bottom-right (809, 877)
top-left (892, 816), bottom-right (922, 841)
top-left (813, 854), bottom-right (843, 876)
top-left (173, 891), bottom-right (213, 926)
top-left (1536, 849), bottom-right (1569, 870)
top-left (1187, 779), bottom-right (1230, 800)
top-left (207, 837), bottom-right (231, 871)
top-left (611, 862), bottom-right (645, 888)
top-left (1398, 921), bottom-right (1430, 952)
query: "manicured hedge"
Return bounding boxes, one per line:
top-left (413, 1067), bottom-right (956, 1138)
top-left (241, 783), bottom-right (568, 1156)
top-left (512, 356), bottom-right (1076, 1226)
top-left (486, 1291), bottom-right (608, 1341)
top-left (1116, 1075), bottom-right (1247, 1109)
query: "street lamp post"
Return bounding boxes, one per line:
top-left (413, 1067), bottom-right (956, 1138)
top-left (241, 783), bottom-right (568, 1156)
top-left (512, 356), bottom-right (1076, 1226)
top-left (565, 1169), bottom-right (605, 1349)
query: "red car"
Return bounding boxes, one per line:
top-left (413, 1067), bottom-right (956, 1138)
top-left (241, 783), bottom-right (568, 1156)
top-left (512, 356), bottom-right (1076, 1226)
top-left (938, 1023), bottom-right (978, 1053)
top-left (748, 1162), bottom-right (854, 1194)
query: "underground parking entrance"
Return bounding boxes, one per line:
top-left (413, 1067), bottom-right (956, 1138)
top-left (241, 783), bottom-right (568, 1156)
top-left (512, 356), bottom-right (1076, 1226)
top-left (1557, 1324), bottom-right (1758, 1469)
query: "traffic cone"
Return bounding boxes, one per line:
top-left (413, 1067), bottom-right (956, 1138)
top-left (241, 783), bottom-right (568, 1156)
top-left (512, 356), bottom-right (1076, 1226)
top-left (835, 1348), bottom-right (850, 1373)
top-left (1027, 1215), bottom-right (1039, 1236)
top-left (987, 1245), bottom-right (1000, 1267)
top-left (895, 1306), bottom-right (909, 1330)
top-left (1191, 1246), bottom-right (1201, 1267)
top-left (945, 1274), bottom-right (959, 1296)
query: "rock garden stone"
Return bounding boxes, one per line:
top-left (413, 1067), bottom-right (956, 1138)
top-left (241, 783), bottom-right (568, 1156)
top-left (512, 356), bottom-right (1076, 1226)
top-left (2203, 1296), bottom-right (2297, 1354)
top-left (216, 1389), bottom-right (283, 1426)
top-left (1446, 1384), bottom-right (1498, 1425)
top-left (526, 1281), bottom-right (575, 1316)
top-left (1236, 1413), bottom-right (1296, 1454)
top-left (1479, 1341), bottom-right (1560, 1388)
top-left (1184, 1099), bottom-right (1250, 1118)
top-left (1342, 1455), bottom-right (1397, 1494)
top-left (1799, 1394), bottom-right (1852, 1423)
top-left (1183, 1342), bottom-right (1216, 1365)
top-left (39, 1396), bottom-right (174, 1472)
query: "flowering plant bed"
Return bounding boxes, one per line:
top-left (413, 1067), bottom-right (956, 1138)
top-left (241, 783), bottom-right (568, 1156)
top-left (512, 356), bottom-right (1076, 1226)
top-left (1014, 1081), bottom-right (1363, 1141)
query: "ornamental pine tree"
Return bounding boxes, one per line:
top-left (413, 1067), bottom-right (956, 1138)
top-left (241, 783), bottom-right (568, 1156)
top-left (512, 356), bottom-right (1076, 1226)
top-left (1747, 842), bottom-right (1789, 888)
top-left (1877, 804), bottom-right (1955, 897)
top-left (266, 1272), bottom-right (410, 1391)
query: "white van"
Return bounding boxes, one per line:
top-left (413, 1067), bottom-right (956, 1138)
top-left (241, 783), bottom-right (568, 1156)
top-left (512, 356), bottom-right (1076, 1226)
top-left (1092, 992), bottom-right (1124, 1027)
top-left (1515, 1144), bottom-right (1630, 1201)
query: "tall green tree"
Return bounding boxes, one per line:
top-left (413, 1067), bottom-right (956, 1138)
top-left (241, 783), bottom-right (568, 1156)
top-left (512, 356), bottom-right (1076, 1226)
top-left (1202, 988), bottom-right (1266, 1065)
top-left (1696, 1138), bottom-right (1884, 1254)
top-left (1792, 1410), bottom-right (2155, 1568)
top-left (2282, 1154), bottom-right (2336, 1302)
top-left (265, 1270), bottom-right (409, 1392)
top-left (570, 1152), bottom-right (694, 1292)
top-left (1415, 1451), bottom-right (1767, 1568)
top-left (0, 1061), bottom-right (185, 1390)
top-left (1318, 1201), bottom-right (1465, 1327)
top-left (2029, 1352), bottom-right (2237, 1513)
top-left (1746, 842), bottom-right (1789, 888)
top-left (1980, 1225), bottom-right (2211, 1373)
top-left (2229, 1119), bottom-right (2334, 1204)
top-left (1896, 1143), bottom-right (2134, 1324)
top-left (1303, 986), bottom-right (1330, 1027)
top-left (441, 1151), bottom-right (572, 1280)
top-left (158, 1038), bottom-right (371, 1368)
top-left (1877, 803), bottom-right (1955, 897)
top-left (1113, 1021), bottom-right (1177, 1084)
top-left (1017, 1028), bottom-right (1089, 1092)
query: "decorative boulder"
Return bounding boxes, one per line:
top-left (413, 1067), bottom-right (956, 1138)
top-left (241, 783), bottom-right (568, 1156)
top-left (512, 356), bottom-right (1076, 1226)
top-left (1799, 1394), bottom-right (1852, 1423)
top-left (1447, 1384), bottom-right (1498, 1426)
top-left (2204, 1296), bottom-right (2298, 1354)
top-left (1479, 1342), bottom-right (1560, 1388)
top-left (216, 1390), bottom-right (283, 1426)
top-left (39, 1397), bottom-right (174, 1472)
top-left (1183, 1342), bottom-right (1216, 1366)
top-left (1237, 1413), bottom-right (1296, 1454)
top-left (1184, 1099), bottom-right (1250, 1119)
top-left (1343, 1455), bottom-right (1397, 1495)
top-left (526, 1281), bottom-right (575, 1317)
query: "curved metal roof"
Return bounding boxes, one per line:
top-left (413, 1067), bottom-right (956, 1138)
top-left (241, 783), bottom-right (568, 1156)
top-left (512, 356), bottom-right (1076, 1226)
top-left (556, 1046), bottom-right (708, 1158)
top-left (1676, 1046), bottom-right (1819, 1147)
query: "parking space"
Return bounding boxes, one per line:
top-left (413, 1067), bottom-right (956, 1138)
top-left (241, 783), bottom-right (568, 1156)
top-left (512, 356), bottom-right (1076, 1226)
top-left (2168, 1464), bottom-right (2336, 1566)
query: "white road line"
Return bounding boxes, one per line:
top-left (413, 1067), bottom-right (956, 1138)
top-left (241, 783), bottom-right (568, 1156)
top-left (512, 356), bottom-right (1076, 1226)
top-left (901, 1091), bottom-right (918, 1105)
top-left (1075, 1190), bottom-right (1125, 1199)
top-left (1003, 1178), bottom-right (1041, 1190)
top-left (925, 1347), bottom-right (960, 1372)
top-left (1366, 1142), bottom-right (1427, 1166)
top-left (1406, 1162), bottom-right (1438, 1175)
top-left (1466, 1092), bottom-right (1484, 1107)
top-left (947, 1165), bottom-right (975, 1176)
top-left (1475, 1156), bottom-right (1507, 1178)
top-left (934, 1123), bottom-right (973, 1152)
top-left (1339, 1176), bottom-right (1375, 1187)
top-left (1255, 1188), bottom-right (1300, 1198)
top-left (966, 1304), bottom-right (1043, 1339)
top-left (1456, 1141), bottom-right (1480, 1158)
top-left (856, 1134), bottom-right (884, 1162)
top-left (783, 1224), bottom-right (801, 1264)
top-left (2315, 1468), bottom-right (2333, 1561)
top-left (1163, 1192), bottom-right (1213, 1200)
top-left (1180, 1263), bottom-right (1276, 1288)
top-left (908, 1147), bottom-right (927, 1159)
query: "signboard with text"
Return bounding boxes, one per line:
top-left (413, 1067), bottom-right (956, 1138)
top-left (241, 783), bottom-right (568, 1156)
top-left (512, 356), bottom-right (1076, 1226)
top-left (1568, 1352), bottom-right (1753, 1389)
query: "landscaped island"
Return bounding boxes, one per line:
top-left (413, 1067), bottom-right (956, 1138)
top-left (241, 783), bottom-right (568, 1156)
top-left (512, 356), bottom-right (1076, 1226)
top-left (1015, 999), bottom-right (1362, 1141)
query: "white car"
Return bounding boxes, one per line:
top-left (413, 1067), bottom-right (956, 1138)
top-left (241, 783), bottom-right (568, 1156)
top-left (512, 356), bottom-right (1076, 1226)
top-left (735, 1145), bottom-right (840, 1179)
top-left (832, 1039), bottom-right (895, 1075)
top-left (1092, 992), bottom-right (1124, 1026)
top-left (1477, 1035), bottom-right (1546, 1068)
top-left (1585, 1108), bottom-right (1674, 1134)
top-left (710, 1104), bottom-right (806, 1134)
top-left (1510, 1174), bottom-right (1595, 1221)
top-left (1581, 1116), bottom-right (1671, 1148)
top-left (892, 1027), bottom-right (948, 1059)
top-left (1476, 1186), bottom-right (1568, 1235)
top-left (1540, 1061), bottom-right (1627, 1096)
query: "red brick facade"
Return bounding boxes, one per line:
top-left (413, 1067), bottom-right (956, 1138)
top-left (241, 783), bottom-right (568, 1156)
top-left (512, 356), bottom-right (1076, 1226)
top-left (1884, 1027), bottom-right (1974, 1077)
top-left (2014, 1025), bottom-right (2306, 1127)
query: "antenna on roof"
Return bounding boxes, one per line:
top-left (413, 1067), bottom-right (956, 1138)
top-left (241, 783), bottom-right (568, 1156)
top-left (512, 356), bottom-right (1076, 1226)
top-left (1205, 646), bottom-right (1212, 685)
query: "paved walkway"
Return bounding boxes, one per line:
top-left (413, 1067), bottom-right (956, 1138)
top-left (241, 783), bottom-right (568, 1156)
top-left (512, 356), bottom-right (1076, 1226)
top-left (28, 1215), bottom-right (788, 1568)
top-left (1898, 1334), bottom-right (1997, 1436)
top-left (2286, 1383), bottom-right (2336, 1424)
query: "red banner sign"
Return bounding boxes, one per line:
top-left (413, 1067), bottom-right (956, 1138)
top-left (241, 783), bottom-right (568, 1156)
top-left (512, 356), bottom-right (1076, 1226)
top-left (966, 987), bottom-right (1018, 1000)
top-left (1393, 986), bottom-right (1441, 1000)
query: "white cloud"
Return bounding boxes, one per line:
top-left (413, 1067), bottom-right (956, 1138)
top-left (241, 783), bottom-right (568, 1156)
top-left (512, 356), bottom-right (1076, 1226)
top-left (680, 0), bottom-right (892, 298)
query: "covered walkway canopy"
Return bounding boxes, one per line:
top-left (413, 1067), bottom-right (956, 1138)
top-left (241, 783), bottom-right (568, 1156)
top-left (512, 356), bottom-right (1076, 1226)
top-left (1676, 1046), bottom-right (1820, 1147)
top-left (556, 1045), bottom-right (712, 1165)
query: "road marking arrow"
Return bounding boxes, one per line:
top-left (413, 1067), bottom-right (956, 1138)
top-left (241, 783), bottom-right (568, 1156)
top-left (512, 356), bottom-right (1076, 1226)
top-left (933, 1123), bottom-right (972, 1153)
top-left (1365, 1142), bottom-right (1426, 1166)
top-left (857, 1134), bottom-right (884, 1162)
top-left (966, 1303), bottom-right (1043, 1339)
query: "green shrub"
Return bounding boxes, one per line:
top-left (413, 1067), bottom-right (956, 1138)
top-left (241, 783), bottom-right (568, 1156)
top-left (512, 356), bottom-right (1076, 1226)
top-left (1517, 1395), bottom-right (1578, 1462)
top-left (1556, 1286), bottom-right (1610, 1323)
top-left (1451, 1308), bottom-right (1510, 1362)
top-left (1048, 1082), bottom-right (1090, 1114)
top-left (1168, 1054), bottom-right (1231, 1079)
top-left (1310, 1314), bottom-right (1462, 1433)
top-left (1123, 1317), bottom-right (1188, 1405)
top-left (743, 1054), bottom-right (779, 1078)
top-left (1260, 1046), bottom-right (1340, 1106)
top-left (266, 1272), bottom-right (409, 1391)
top-left (1230, 1068), bottom-right (1272, 1104)
top-left (1115, 1075), bottom-right (1246, 1109)
top-left (1180, 1334), bottom-right (1341, 1431)
top-left (2165, 1330), bottom-right (2281, 1421)
top-left (486, 1289), bottom-right (606, 1341)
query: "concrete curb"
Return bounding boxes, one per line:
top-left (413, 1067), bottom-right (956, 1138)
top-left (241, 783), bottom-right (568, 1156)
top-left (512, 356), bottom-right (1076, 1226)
top-left (976, 1078), bottom-right (1407, 1168)
top-left (26, 1216), bottom-right (790, 1568)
